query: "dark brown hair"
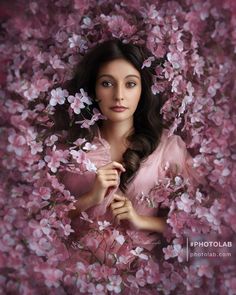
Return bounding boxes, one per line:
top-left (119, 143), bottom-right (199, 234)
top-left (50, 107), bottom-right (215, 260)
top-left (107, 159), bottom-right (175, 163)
top-left (54, 39), bottom-right (165, 192)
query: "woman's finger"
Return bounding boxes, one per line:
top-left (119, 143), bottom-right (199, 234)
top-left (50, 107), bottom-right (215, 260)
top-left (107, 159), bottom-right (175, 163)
top-left (110, 201), bottom-right (125, 210)
top-left (106, 161), bottom-right (126, 172)
top-left (115, 212), bottom-right (129, 224)
top-left (112, 206), bottom-right (129, 217)
top-left (103, 175), bottom-right (119, 181)
top-left (97, 169), bottom-right (118, 176)
top-left (113, 194), bottom-right (126, 202)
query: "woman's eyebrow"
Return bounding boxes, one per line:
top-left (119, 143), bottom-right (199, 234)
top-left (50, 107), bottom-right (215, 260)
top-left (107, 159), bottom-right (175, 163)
top-left (97, 74), bottom-right (140, 80)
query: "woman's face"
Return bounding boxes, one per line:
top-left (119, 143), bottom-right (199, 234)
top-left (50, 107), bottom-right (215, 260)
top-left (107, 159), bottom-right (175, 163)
top-left (95, 58), bottom-right (142, 123)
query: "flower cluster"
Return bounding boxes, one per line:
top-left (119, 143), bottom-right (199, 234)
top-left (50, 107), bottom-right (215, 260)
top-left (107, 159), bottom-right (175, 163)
top-left (0, 0), bottom-right (235, 294)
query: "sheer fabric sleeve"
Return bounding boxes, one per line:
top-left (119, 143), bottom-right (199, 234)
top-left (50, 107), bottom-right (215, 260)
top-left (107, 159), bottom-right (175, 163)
top-left (161, 134), bottom-right (206, 187)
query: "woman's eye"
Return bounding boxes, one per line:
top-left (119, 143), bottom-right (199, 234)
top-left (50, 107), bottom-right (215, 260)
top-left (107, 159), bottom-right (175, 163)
top-left (101, 81), bottom-right (112, 87)
top-left (127, 81), bottom-right (136, 88)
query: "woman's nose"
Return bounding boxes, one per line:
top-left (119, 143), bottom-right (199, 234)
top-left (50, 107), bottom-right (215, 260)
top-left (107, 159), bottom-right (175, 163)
top-left (114, 84), bottom-right (124, 101)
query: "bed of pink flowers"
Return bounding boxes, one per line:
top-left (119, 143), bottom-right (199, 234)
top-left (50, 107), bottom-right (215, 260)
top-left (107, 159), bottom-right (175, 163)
top-left (0, 0), bottom-right (236, 294)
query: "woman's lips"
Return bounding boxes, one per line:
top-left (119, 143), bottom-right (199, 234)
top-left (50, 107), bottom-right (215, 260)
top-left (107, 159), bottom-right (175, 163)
top-left (110, 106), bottom-right (128, 112)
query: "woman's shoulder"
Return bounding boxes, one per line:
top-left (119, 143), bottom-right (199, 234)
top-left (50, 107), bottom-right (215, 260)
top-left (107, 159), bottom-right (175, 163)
top-left (151, 128), bottom-right (182, 155)
top-left (149, 128), bottom-right (189, 171)
top-left (160, 128), bottom-right (187, 151)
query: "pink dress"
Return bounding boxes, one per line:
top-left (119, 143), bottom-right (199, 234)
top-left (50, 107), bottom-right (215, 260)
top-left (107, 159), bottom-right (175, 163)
top-left (60, 127), bottom-right (203, 269)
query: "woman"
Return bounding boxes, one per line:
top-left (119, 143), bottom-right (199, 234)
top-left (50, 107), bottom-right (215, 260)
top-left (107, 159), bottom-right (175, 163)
top-left (56, 39), bottom-right (200, 284)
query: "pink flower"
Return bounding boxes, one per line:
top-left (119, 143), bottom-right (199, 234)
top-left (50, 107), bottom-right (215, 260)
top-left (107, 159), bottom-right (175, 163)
top-left (47, 174), bottom-right (66, 192)
top-left (81, 17), bottom-right (95, 30)
top-left (68, 34), bottom-right (88, 52)
top-left (167, 50), bottom-right (186, 70)
top-left (76, 108), bottom-right (106, 128)
top-left (69, 149), bottom-right (86, 164)
top-left (163, 244), bottom-right (182, 260)
top-left (76, 262), bottom-right (88, 275)
top-left (29, 237), bottom-right (52, 256)
top-left (45, 135), bottom-right (58, 146)
top-left (144, 260), bottom-right (160, 284)
top-left (1, 0), bottom-right (235, 293)
top-left (225, 277), bottom-right (236, 295)
top-left (141, 4), bottom-right (161, 19)
top-left (197, 262), bottom-right (213, 278)
top-left (151, 81), bottom-right (166, 94)
top-left (50, 88), bottom-right (68, 106)
top-left (191, 52), bottom-right (205, 78)
top-left (60, 224), bottom-right (74, 236)
top-left (33, 186), bottom-right (51, 200)
top-left (29, 140), bottom-right (43, 155)
top-left (88, 283), bottom-right (106, 295)
top-left (116, 255), bottom-right (133, 265)
top-left (73, 138), bottom-right (86, 146)
top-left (176, 193), bottom-right (195, 213)
top-left (77, 119), bottom-right (94, 128)
top-left (74, 0), bottom-right (90, 13)
top-left (89, 264), bottom-right (116, 280)
top-left (34, 78), bottom-right (51, 92)
top-left (7, 133), bottom-right (26, 156)
top-left (29, 219), bottom-right (51, 238)
top-left (44, 145), bottom-right (69, 173)
top-left (106, 275), bottom-right (122, 293)
top-left (171, 75), bottom-right (186, 94)
top-left (23, 85), bottom-right (39, 101)
top-left (5, 100), bottom-right (24, 114)
top-left (224, 207), bottom-right (236, 232)
top-left (127, 275), bottom-right (139, 289)
top-left (141, 56), bottom-right (155, 69)
top-left (68, 94), bottom-right (86, 114)
top-left (135, 269), bottom-right (146, 287)
top-left (34, 267), bottom-right (63, 288)
top-left (68, 88), bottom-right (92, 114)
top-left (102, 15), bottom-right (136, 38)
top-left (49, 55), bottom-right (65, 69)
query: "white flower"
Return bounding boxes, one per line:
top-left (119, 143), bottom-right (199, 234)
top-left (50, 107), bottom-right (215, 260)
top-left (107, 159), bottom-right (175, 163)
top-left (80, 212), bottom-right (93, 223)
top-left (113, 230), bottom-right (125, 245)
top-left (115, 235), bottom-right (125, 245)
top-left (84, 159), bottom-right (97, 173)
top-left (83, 142), bottom-right (97, 151)
top-left (196, 188), bottom-right (204, 203)
top-left (174, 176), bottom-right (183, 186)
top-left (73, 138), bottom-right (86, 146)
top-left (80, 88), bottom-right (92, 105)
top-left (130, 247), bottom-right (148, 260)
top-left (222, 168), bottom-right (230, 177)
top-left (106, 275), bottom-right (122, 294)
top-left (98, 220), bottom-right (111, 231)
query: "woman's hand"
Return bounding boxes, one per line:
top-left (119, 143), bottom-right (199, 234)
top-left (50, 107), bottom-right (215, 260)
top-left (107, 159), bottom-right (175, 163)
top-left (110, 194), bottom-right (167, 233)
top-left (90, 161), bottom-right (125, 206)
top-left (67, 161), bottom-right (125, 218)
top-left (110, 194), bottom-right (142, 229)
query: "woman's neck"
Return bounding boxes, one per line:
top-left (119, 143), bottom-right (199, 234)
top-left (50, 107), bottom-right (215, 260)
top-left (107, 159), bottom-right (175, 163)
top-left (100, 120), bottom-right (134, 146)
